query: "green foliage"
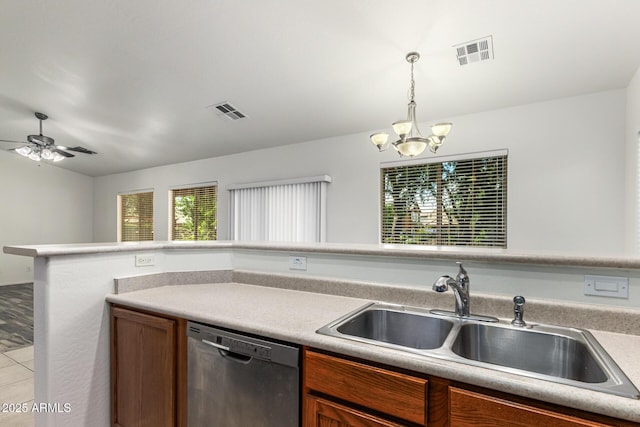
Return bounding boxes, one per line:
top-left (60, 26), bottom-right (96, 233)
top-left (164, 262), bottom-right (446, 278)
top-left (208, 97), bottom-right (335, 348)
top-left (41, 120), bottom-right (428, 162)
top-left (173, 189), bottom-right (217, 240)
top-left (382, 156), bottom-right (506, 247)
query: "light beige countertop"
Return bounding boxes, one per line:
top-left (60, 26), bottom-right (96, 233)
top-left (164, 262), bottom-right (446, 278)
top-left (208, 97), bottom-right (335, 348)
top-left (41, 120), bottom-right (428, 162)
top-left (106, 282), bottom-right (640, 423)
top-left (7, 240), bottom-right (640, 269)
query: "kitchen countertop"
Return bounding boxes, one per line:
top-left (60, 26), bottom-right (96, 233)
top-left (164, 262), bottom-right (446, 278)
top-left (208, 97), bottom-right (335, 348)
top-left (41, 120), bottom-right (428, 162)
top-left (106, 282), bottom-right (640, 423)
top-left (7, 240), bottom-right (640, 269)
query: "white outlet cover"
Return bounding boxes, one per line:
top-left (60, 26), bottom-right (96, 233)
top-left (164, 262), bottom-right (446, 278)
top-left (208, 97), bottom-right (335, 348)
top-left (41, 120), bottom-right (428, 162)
top-left (289, 256), bottom-right (307, 271)
top-left (135, 254), bottom-right (155, 267)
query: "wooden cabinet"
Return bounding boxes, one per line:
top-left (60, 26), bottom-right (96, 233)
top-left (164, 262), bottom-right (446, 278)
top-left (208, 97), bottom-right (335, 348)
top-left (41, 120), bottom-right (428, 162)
top-left (305, 395), bottom-right (407, 427)
top-left (110, 306), bottom-right (187, 427)
top-left (304, 348), bottom-right (636, 427)
top-left (303, 349), bottom-right (429, 426)
top-left (449, 387), bottom-right (616, 427)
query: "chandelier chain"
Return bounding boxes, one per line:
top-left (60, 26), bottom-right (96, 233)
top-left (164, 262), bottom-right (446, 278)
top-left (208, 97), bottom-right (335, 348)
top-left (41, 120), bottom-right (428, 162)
top-left (409, 60), bottom-right (416, 103)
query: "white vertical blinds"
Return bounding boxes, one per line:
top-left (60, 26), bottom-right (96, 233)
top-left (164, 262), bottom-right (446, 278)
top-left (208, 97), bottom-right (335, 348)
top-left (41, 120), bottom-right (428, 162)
top-left (229, 176), bottom-right (331, 242)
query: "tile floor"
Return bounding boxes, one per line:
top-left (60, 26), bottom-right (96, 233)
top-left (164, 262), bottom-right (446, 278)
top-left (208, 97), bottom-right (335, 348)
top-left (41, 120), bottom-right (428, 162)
top-left (0, 346), bottom-right (34, 426)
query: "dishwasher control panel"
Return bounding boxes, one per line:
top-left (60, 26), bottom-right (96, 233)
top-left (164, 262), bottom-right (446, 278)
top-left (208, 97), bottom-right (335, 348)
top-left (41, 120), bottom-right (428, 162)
top-left (187, 321), bottom-right (300, 366)
top-left (217, 335), bottom-right (272, 359)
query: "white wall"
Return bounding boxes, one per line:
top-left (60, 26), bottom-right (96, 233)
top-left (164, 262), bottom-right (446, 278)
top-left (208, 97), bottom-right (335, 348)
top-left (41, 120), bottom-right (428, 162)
top-left (94, 90), bottom-right (627, 256)
top-left (33, 248), bottom-right (234, 426)
top-left (0, 152), bottom-right (93, 285)
top-left (626, 66), bottom-right (640, 253)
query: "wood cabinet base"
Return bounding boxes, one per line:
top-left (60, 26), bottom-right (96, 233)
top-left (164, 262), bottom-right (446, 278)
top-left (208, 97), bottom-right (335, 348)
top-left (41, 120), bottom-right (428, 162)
top-left (305, 395), bottom-right (408, 427)
top-left (303, 348), bottom-right (636, 427)
top-left (110, 305), bottom-right (187, 427)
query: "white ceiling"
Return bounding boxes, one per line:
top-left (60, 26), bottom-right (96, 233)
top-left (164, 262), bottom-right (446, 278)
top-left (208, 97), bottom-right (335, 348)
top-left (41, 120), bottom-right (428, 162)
top-left (1, 0), bottom-right (640, 177)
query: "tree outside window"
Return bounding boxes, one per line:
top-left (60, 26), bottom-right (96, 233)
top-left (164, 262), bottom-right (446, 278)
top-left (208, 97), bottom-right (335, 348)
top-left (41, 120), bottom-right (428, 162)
top-left (171, 185), bottom-right (217, 241)
top-left (381, 153), bottom-right (507, 248)
top-left (120, 192), bottom-right (154, 241)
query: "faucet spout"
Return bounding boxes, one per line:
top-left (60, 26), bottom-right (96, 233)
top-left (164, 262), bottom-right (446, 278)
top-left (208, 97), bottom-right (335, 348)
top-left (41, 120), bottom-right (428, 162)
top-left (432, 263), bottom-right (498, 323)
top-left (432, 275), bottom-right (455, 292)
top-left (432, 263), bottom-right (471, 317)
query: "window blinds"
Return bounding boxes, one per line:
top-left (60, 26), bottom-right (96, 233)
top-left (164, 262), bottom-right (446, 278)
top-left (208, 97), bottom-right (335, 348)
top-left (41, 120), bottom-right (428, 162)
top-left (381, 151), bottom-right (507, 248)
top-left (229, 176), bottom-right (330, 242)
top-left (119, 191), bottom-right (154, 241)
top-left (171, 185), bottom-right (217, 241)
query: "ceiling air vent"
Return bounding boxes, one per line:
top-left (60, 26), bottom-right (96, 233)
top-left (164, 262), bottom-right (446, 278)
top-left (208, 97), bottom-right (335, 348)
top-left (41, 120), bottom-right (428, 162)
top-left (454, 35), bottom-right (494, 66)
top-left (207, 102), bottom-right (247, 120)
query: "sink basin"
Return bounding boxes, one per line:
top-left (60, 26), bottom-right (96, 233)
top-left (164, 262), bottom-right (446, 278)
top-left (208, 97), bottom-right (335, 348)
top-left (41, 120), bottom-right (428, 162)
top-left (318, 303), bottom-right (453, 350)
top-left (317, 303), bottom-right (639, 399)
top-left (336, 308), bottom-right (453, 349)
top-left (451, 323), bottom-right (607, 383)
top-left (448, 322), bottom-right (639, 398)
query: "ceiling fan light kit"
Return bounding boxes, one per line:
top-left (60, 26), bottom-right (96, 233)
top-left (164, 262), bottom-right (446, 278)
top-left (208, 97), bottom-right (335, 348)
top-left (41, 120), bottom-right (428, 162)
top-left (370, 52), bottom-right (452, 157)
top-left (16, 145), bottom-right (65, 162)
top-left (0, 112), bottom-right (97, 163)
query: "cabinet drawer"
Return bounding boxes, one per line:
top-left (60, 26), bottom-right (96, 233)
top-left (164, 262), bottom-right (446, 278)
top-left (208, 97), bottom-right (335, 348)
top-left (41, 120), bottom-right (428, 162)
top-left (449, 387), bottom-right (610, 427)
top-left (304, 350), bottom-right (428, 425)
top-left (305, 394), bottom-right (408, 427)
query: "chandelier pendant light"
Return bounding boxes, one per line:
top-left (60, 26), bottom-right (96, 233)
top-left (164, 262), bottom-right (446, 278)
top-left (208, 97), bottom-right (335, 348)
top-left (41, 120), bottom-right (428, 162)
top-left (370, 52), bottom-right (452, 157)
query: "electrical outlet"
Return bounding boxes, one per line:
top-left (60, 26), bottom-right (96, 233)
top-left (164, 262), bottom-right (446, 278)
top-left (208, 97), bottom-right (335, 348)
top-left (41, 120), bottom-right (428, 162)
top-left (135, 254), bottom-right (155, 267)
top-left (289, 256), bottom-right (307, 271)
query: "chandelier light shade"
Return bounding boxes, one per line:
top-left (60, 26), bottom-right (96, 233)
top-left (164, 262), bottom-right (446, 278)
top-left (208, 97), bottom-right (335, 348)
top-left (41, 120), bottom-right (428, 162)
top-left (370, 132), bottom-right (390, 151)
top-left (370, 52), bottom-right (452, 157)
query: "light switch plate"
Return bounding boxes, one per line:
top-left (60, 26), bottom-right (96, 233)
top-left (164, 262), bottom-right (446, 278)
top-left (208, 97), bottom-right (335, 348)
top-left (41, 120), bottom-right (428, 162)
top-left (584, 275), bottom-right (628, 298)
top-left (289, 255), bottom-right (307, 271)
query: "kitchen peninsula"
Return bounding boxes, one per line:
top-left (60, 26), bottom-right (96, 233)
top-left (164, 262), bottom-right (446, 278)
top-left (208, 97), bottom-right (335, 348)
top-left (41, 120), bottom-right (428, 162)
top-left (4, 241), bottom-right (640, 426)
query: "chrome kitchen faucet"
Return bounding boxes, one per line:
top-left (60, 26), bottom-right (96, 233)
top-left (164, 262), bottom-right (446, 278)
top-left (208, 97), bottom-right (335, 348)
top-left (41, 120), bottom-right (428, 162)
top-left (431, 262), bottom-right (498, 322)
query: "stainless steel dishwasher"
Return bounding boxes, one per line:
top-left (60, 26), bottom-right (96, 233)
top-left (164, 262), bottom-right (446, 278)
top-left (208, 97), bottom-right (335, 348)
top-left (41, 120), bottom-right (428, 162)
top-left (187, 321), bottom-right (300, 426)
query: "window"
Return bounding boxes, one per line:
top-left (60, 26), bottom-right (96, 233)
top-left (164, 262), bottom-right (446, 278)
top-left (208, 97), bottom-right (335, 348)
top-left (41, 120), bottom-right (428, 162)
top-left (119, 191), bottom-right (154, 241)
top-left (170, 184), bottom-right (217, 241)
top-left (381, 150), bottom-right (507, 248)
top-left (229, 176), bottom-right (331, 242)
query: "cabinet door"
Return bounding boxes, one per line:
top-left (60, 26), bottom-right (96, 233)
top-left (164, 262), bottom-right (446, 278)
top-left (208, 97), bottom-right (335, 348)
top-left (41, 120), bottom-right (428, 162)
top-left (111, 306), bottom-right (176, 427)
top-left (449, 387), bottom-right (611, 427)
top-left (304, 395), bottom-right (406, 427)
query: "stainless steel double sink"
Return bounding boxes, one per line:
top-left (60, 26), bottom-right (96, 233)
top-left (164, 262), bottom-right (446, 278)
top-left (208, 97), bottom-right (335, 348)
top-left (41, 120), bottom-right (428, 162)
top-left (317, 302), bottom-right (639, 399)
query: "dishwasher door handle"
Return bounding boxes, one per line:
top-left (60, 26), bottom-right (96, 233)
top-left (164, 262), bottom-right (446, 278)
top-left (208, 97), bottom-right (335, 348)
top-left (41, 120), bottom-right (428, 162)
top-left (202, 339), bottom-right (253, 364)
top-left (201, 339), bottom-right (230, 352)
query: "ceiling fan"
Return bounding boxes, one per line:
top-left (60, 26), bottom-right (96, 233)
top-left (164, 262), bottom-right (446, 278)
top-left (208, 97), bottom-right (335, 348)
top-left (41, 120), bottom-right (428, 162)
top-left (0, 112), bottom-right (97, 162)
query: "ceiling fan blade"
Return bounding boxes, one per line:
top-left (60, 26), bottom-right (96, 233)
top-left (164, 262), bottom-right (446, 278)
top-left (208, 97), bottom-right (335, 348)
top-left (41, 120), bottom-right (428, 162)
top-left (64, 146), bottom-right (97, 155)
top-left (0, 139), bottom-right (28, 144)
top-left (53, 148), bottom-right (75, 158)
